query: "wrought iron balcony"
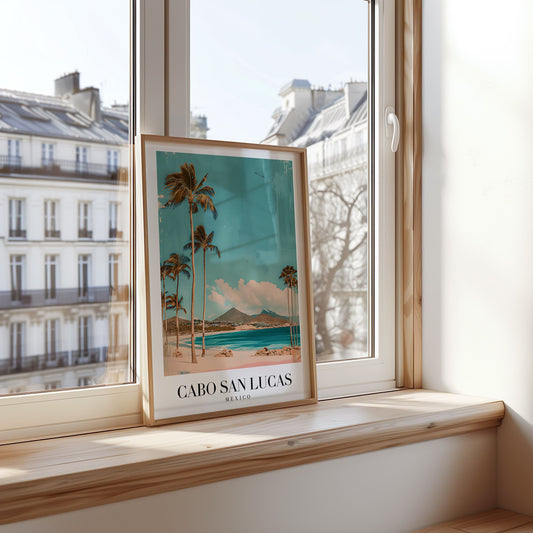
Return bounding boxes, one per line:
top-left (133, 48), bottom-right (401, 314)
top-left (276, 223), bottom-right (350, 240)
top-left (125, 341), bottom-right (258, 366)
top-left (78, 228), bottom-right (93, 239)
top-left (0, 285), bottom-right (129, 309)
top-left (0, 155), bottom-right (128, 183)
top-left (8, 228), bottom-right (27, 239)
top-left (45, 229), bottom-right (61, 239)
top-left (0, 345), bottom-right (129, 376)
top-left (109, 228), bottom-right (124, 239)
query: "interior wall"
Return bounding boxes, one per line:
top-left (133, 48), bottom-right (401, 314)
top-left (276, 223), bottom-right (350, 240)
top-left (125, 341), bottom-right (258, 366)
top-left (0, 431), bottom-right (496, 533)
top-left (422, 0), bottom-right (533, 515)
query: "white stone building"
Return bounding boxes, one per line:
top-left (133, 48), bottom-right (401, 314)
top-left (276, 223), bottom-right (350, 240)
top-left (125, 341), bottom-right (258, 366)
top-left (263, 79), bottom-right (368, 359)
top-left (0, 73), bottom-right (131, 394)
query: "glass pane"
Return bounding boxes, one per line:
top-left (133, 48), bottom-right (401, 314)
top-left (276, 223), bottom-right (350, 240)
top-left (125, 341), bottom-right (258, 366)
top-left (0, 0), bottom-right (131, 395)
top-left (191, 0), bottom-right (369, 363)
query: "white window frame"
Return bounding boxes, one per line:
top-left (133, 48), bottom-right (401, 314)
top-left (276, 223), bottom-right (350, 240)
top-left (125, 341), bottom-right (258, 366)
top-left (317, 0), bottom-right (396, 399)
top-left (44, 254), bottom-right (58, 300)
top-left (44, 199), bottom-right (59, 237)
top-left (8, 198), bottom-right (26, 238)
top-left (78, 201), bottom-right (92, 239)
top-left (0, 0), bottom-right (397, 444)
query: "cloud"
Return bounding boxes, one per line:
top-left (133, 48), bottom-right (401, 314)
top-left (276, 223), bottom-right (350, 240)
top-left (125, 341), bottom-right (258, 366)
top-left (208, 278), bottom-right (289, 316)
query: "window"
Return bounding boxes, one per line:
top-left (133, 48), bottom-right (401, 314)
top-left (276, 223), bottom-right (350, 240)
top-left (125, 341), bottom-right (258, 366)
top-left (0, 0), bottom-right (415, 444)
top-left (107, 149), bottom-right (118, 173)
top-left (109, 253), bottom-right (119, 292)
top-left (44, 318), bottom-right (59, 362)
top-left (44, 200), bottom-right (60, 238)
top-left (109, 202), bottom-right (122, 239)
top-left (75, 146), bottom-right (88, 173)
top-left (10, 255), bottom-right (25, 302)
top-left (0, 0), bottom-right (134, 441)
top-left (41, 143), bottom-right (54, 168)
top-left (78, 254), bottom-right (91, 298)
top-left (7, 139), bottom-right (21, 168)
top-left (78, 202), bottom-right (92, 239)
top-left (8, 198), bottom-right (26, 239)
top-left (9, 322), bottom-right (25, 369)
top-left (44, 255), bottom-right (58, 300)
top-left (189, 0), bottom-right (397, 397)
top-left (77, 316), bottom-right (92, 359)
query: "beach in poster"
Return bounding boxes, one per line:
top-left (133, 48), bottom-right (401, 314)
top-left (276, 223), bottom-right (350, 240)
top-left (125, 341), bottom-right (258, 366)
top-left (140, 136), bottom-right (316, 423)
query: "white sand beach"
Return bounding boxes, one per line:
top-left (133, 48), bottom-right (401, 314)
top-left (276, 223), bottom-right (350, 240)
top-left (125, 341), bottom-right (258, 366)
top-left (163, 330), bottom-right (301, 375)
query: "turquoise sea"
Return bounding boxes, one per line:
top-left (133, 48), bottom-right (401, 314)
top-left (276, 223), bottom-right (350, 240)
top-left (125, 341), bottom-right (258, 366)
top-left (183, 326), bottom-right (300, 351)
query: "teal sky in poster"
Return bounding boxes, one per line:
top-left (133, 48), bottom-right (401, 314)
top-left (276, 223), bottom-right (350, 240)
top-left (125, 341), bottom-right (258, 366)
top-left (156, 150), bottom-right (298, 321)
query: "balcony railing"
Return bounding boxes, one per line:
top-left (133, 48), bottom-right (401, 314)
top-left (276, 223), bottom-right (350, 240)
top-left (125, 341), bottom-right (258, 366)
top-left (8, 228), bottom-right (27, 239)
top-left (0, 155), bottom-right (128, 183)
top-left (78, 228), bottom-right (93, 239)
top-left (109, 228), bottom-right (123, 239)
top-left (0, 345), bottom-right (129, 376)
top-left (45, 229), bottom-right (61, 239)
top-left (0, 285), bottom-right (129, 309)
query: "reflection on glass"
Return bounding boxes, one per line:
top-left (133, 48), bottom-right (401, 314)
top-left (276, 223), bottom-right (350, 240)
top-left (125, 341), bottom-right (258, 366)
top-left (191, 0), bottom-right (369, 362)
top-left (0, 0), bottom-right (130, 395)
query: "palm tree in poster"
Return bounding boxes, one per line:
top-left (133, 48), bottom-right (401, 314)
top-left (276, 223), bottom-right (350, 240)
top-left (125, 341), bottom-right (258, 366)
top-left (279, 265), bottom-right (298, 347)
top-left (160, 261), bottom-right (175, 349)
top-left (185, 225), bottom-right (221, 356)
top-left (165, 253), bottom-right (190, 350)
top-left (164, 163), bottom-right (217, 363)
top-left (166, 294), bottom-right (187, 355)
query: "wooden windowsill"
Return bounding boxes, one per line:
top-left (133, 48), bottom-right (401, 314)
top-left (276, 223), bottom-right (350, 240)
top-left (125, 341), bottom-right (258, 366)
top-left (0, 389), bottom-right (504, 525)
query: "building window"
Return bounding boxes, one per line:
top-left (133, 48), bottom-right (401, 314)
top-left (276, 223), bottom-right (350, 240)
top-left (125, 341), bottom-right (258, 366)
top-left (78, 376), bottom-right (93, 387)
top-left (44, 200), bottom-right (60, 238)
top-left (78, 254), bottom-right (91, 298)
top-left (7, 139), bottom-right (21, 168)
top-left (78, 202), bottom-right (92, 239)
top-left (8, 198), bottom-right (26, 239)
top-left (109, 253), bottom-right (119, 293)
top-left (44, 319), bottom-right (59, 362)
top-left (45, 255), bottom-right (58, 300)
top-left (10, 322), bottom-right (25, 369)
top-left (10, 254), bottom-right (25, 302)
top-left (41, 143), bottom-right (55, 168)
top-left (78, 317), bottom-right (91, 358)
top-left (107, 149), bottom-right (118, 173)
top-left (75, 146), bottom-right (88, 173)
top-left (109, 202), bottom-right (122, 239)
top-left (45, 381), bottom-right (61, 390)
top-left (109, 313), bottom-right (120, 358)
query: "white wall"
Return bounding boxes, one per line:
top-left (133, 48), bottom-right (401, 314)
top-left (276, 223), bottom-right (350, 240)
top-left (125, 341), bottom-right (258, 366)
top-left (422, 0), bottom-right (533, 515)
top-left (0, 430), bottom-right (496, 533)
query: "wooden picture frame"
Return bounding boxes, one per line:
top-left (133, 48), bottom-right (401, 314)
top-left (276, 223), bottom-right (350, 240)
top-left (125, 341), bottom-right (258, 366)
top-left (137, 134), bottom-right (317, 425)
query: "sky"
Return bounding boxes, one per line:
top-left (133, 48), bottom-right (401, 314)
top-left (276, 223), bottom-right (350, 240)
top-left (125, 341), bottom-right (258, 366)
top-left (156, 150), bottom-right (298, 321)
top-left (0, 0), bottom-right (367, 141)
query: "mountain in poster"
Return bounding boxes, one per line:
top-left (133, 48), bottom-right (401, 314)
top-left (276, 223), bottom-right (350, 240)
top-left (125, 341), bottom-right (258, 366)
top-left (215, 307), bottom-right (288, 325)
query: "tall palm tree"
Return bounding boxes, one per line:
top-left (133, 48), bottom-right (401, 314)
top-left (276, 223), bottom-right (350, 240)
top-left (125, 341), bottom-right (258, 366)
top-left (165, 253), bottom-right (190, 350)
top-left (166, 294), bottom-right (187, 356)
top-left (164, 163), bottom-right (217, 364)
top-left (185, 225), bottom-right (220, 356)
top-left (279, 265), bottom-right (298, 347)
top-left (160, 261), bottom-right (175, 350)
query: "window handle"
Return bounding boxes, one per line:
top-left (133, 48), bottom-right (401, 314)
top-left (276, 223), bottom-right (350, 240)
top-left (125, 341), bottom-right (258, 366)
top-left (385, 106), bottom-right (400, 153)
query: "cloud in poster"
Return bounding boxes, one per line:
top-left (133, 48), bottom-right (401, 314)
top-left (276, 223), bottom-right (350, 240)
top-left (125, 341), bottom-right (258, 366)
top-left (208, 278), bottom-right (288, 317)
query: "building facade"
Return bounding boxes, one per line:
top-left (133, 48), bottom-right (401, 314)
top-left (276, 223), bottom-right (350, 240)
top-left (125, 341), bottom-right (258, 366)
top-left (263, 79), bottom-right (368, 360)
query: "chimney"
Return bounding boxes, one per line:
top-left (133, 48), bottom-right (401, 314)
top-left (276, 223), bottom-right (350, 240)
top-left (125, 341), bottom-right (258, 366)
top-left (54, 72), bottom-right (80, 97)
top-left (69, 87), bottom-right (102, 121)
top-left (344, 82), bottom-right (367, 119)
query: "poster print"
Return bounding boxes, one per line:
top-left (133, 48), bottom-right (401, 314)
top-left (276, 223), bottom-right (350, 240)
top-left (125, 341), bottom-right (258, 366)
top-left (138, 135), bottom-right (316, 424)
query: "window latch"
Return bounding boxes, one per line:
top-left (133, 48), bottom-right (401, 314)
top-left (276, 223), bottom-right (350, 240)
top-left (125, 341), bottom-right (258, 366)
top-left (385, 106), bottom-right (400, 153)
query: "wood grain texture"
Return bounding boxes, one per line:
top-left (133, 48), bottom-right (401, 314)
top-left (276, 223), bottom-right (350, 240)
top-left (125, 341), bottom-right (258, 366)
top-left (410, 509), bottom-right (533, 533)
top-left (397, 0), bottom-right (423, 388)
top-left (0, 390), bottom-right (504, 524)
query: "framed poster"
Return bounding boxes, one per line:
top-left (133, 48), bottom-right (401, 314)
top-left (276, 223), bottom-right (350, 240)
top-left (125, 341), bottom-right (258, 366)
top-left (137, 134), bottom-right (317, 425)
